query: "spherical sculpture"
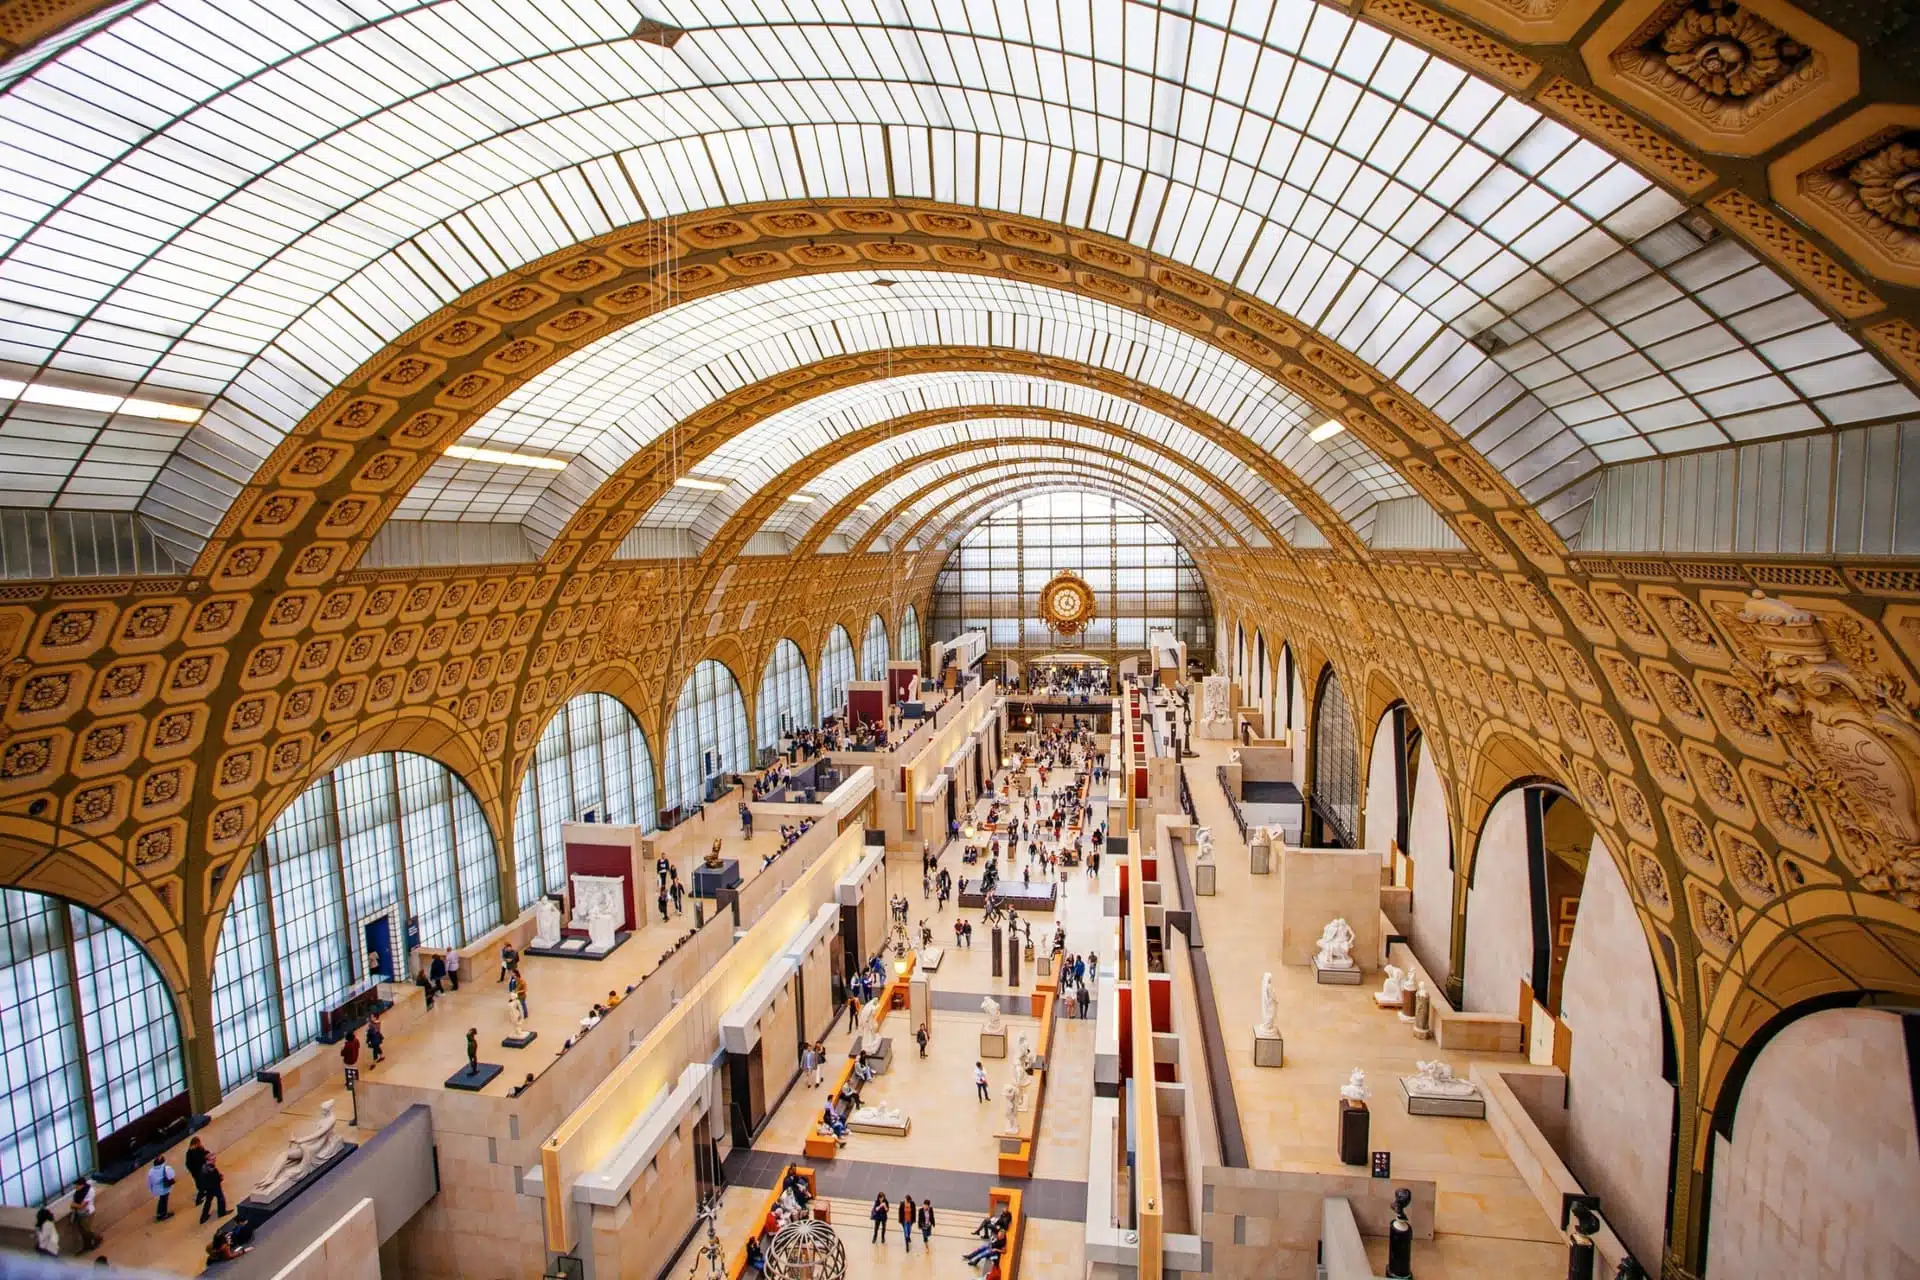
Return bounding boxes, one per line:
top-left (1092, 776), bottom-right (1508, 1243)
top-left (763, 1217), bottom-right (847, 1280)
top-left (1039, 571), bottom-right (1097, 636)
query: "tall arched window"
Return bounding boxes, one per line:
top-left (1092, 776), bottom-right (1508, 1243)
top-left (666, 660), bottom-right (750, 815)
top-left (818, 625), bottom-right (855, 718)
top-left (861, 613), bottom-right (890, 680)
top-left (0, 891), bottom-right (185, 1206)
top-left (210, 752), bottom-right (501, 1092)
top-left (1310, 668), bottom-right (1361, 847)
top-left (757, 639), bottom-right (814, 752)
top-left (513, 693), bottom-right (660, 912)
top-left (899, 606), bottom-right (922, 668)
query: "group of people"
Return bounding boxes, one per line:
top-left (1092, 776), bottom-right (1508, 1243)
top-left (866, 1192), bottom-right (937, 1252)
top-left (36, 1140), bottom-right (247, 1265)
top-left (740, 1169), bottom-right (817, 1272)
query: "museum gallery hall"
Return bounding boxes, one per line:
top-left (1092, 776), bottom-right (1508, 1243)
top-left (0, 0), bottom-right (1915, 1277)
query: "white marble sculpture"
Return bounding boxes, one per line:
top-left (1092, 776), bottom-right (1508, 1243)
top-left (508, 991), bottom-right (527, 1037)
top-left (1406, 1060), bottom-right (1481, 1099)
top-left (1340, 1069), bottom-right (1370, 1104)
top-left (851, 1100), bottom-right (908, 1128)
top-left (1201, 675), bottom-right (1230, 723)
top-left (1227, 747), bottom-right (1241, 765)
top-left (1374, 964), bottom-right (1407, 1009)
top-left (1255, 972), bottom-right (1279, 1038)
top-left (1194, 826), bottom-right (1215, 865)
top-left (571, 873), bottom-right (624, 926)
top-left (1002, 1079), bottom-right (1021, 1134)
top-left (1315, 917), bottom-right (1357, 970)
top-left (1018, 1035), bottom-right (1035, 1073)
top-left (858, 998), bottom-right (882, 1052)
top-left (533, 895), bottom-right (563, 948)
top-left (251, 1101), bottom-right (344, 1200)
top-left (980, 995), bottom-right (1005, 1034)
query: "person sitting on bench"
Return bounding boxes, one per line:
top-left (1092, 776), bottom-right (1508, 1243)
top-left (781, 1169), bottom-right (812, 1208)
top-left (820, 1105), bottom-right (849, 1142)
top-left (972, 1205), bottom-right (1013, 1239)
top-left (963, 1227), bottom-right (1008, 1268)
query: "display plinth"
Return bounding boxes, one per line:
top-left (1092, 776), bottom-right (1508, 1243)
top-left (849, 1114), bottom-right (912, 1136)
top-left (1036, 954), bottom-right (1052, 978)
top-left (980, 1030), bottom-right (1007, 1058)
top-left (1194, 863), bottom-right (1217, 895)
top-left (234, 1143), bottom-right (357, 1228)
top-left (1314, 959), bottom-right (1363, 985)
top-left (525, 930), bottom-right (630, 961)
top-left (502, 1032), bottom-right (538, 1049)
top-left (1337, 1099), bottom-right (1370, 1165)
top-left (1252, 1030), bottom-right (1285, 1067)
top-left (1249, 844), bottom-right (1272, 875)
top-left (1401, 1077), bottom-right (1487, 1118)
top-left (445, 1062), bottom-right (503, 1092)
top-left (918, 946), bottom-right (945, 972)
top-left (866, 1037), bottom-right (894, 1075)
top-left (692, 859), bottom-right (742, 898)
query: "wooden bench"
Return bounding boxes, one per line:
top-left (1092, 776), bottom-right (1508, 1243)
top-left (728, 1164), bottom-right (817, 1279)
top-left (804, 1058), bottom-right (859, 1160)
top-left (987, 1187), bottom-right (1025, 1278)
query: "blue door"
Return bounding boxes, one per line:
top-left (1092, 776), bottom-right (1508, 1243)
top-left (364, 916), bottom-right (393, 980)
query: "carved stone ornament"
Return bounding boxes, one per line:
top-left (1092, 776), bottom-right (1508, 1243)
top-left (1776, 112), bottom-right (1920, 288)
top-left (1657, 1), bottom-right (1805, 100)
top-left (1717, 591), bottom-right (1920, 905)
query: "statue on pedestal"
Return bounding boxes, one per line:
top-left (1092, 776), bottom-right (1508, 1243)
top-left (466, 1027), bottom-right (479, 1075)
top-left (1315, 918), bottom-right (1357, 970)
top-left (533, 896), bottom-right (563, 949)
top-left (1254, 972), bottom-right (1279, 1038)
top-left (250, 1101), bottom-right (344, 1200)
top-left (851, 1100), bottom-right (907, 1129)
top-left (570, 874), bottom-right (625, 949)
top-left (508, 991), bottom-right (527, 1038)
top-left (1017, 1035), bottom-right (1034, 1073)
top-left (1194, 827), bottom-right (1214, 865)
top-left (858, 999), bottom-right (881, 1053)
top-left (1413, 984), bottom-right (1433, 1039)
top-left (705, 838), bottom-right (725, 869)
top-left (1406, 1060), bottom-right (1480, 1099)
top-left (980, 996), bottom-right (1004, 1034)
top-left (1339, 1068), bottom-right (1369, 1103)
top-left (1002, 1079), bottom-right (1021, 1134)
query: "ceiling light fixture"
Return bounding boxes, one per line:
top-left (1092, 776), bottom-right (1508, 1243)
top-left (444, 444), bottom-right (570, 470)
top-left (0, 377), bottom-right (203, 423)
top-left (1308, 420), bottom-right (1345, 443)
top-left (671, 476), bottom-right (731, 492)
top-left (786, 493), bottom-right (820, 504)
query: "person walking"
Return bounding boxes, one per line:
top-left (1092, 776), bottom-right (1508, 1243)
top-left (916, 1198), bottom-right (935, 1248)
top-left (739, 801), bottom-right (753, 837)
top-left (183, 1136), bottom-right (209, 1210)
top-left (800, 1042), bottom-right (819, 1087)
top-left (845, 992), bottom-right (861, 1033)
top-left (68, 1177), bottom-right (100, 1252)
top-left (340, 1028), bottom-right (361, 1082)
top-left (868, 1193), bottom-right (889, 1244)
top-left (657, 884), bottom-right (669, 923)
top-left (499, 941), bottom-right (518, 983)
top-left (444, 947), bottom-right (461, 991)
top-left (196, 1153), bottom-right (229, 1223)
top-left (147, 1154), bottom-right (176, 1222)
top-left (365, 1013), bottom-right (385, 1067)
top-left (428, 952), bottom-right (447, 993)
top-left (669, 870), bottom-right (685, 916)
top-left (974, 1061), bottom-right (990, 1102)
top-left (898, 1194), bottom-right (915, 1252)
top-left (914, 1023), bottom-right (929, 1057)
top-left (811, 1042), bottom-right (826, 1088)
top-left (1077, 981), bottom-right (1090, 1019)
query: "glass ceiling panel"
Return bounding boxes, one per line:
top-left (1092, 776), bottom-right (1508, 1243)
top-left (0, 0), bottom-right (1909, 556)
top-left (398, 271), bottom-right (1391, 542)
top-left (871, 470), bottom-right (1227, 557)
top-left (840, 450), bottom-right (1247, 551)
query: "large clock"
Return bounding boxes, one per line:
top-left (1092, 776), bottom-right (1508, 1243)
top-left (1039, 572), bottom-right (1097, 636)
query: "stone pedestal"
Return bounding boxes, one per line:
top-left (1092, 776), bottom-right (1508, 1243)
top-left (1194, 863), bottom-right (1216, 895)
top-left (1249, 844), bottom-right (1271, 875)
top-left (1401, 1077), bottom-right (1486, 1118)
top-left (1036, 954), bottom-right (1052, 978)
top-left (867, 1037), bottom-right (894, 1075)
top-left (1314, 959), bottom-right (1363, 985)
top-left (980, 1030), bottom-right (1007, 1058)
top-left (1252, 1030), bottom-right (1284, 1067)
top-left (991, 926), bottom-right (1004, 978)
top-left (501, 1031), bottom-right (538, 1049)
top-left (1337, 1098), bottom-right (1370, 1166)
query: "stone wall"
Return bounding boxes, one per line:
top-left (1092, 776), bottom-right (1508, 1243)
top-left (1404, 748), bottom-right (1454, 988)
top-left (1363, 709), bottom-right (1399, 852)
top-left (1706, 1007), bottom-right (1920, 1279)
top-left (1560, 842), bottom-right (1673, 1270)
top-left (1462, 789), bottom-right (1531, 1017)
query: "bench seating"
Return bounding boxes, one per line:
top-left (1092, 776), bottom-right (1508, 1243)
top-left (803, 1059), bottom-right (858, 1160)
top-left (727, 1164), bottom-right (817, 1279)
top-left (988, 1187), bottom-right (1025, 1277)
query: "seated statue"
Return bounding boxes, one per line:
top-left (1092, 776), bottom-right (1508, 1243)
top-left (1407, 1060), bottom-right (1481, 1098)
top-left (250, 1100), bottom-right (344, 1201)
top-left (1374, 963), bottom-right (1407, 1008)
top-left (1315, 917), bottom-right (1357, 970)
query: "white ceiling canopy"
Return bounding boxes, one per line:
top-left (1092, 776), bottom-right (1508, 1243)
top-left (873, 468), bottom-right (1228, 557)
top-left (1, 0), bottom-right (1912, 560)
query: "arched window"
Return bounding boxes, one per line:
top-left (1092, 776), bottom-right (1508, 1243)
top-left (513, 693), bottom-right (659, 912)
top-left (861, 613), bottom-right (890, 680)
top-left (211, 752), bottom-right (501, 1092)
top-left (0, 890), bottom-right (185, 1206)
top-left (665, 660), bottom-right (750, 814)
top-left (1310, 668), bottom-right (1360, 847)
top-left (899, 606), bottom-right (922, 668)
top-left (757, 639), bottom-right (814, 752)
top-left (818, 624), bottom-right (855, 718)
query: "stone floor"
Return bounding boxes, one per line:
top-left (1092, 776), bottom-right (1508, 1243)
top-left (1181, 735), bottom-right (1567, 1277)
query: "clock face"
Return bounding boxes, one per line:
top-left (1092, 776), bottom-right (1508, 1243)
top-left (1039, 572), bottom-right (1095, 634)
